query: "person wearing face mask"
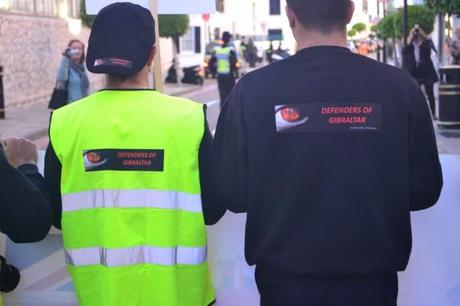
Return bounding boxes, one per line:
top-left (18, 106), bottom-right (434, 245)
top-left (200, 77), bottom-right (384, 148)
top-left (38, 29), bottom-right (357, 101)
top-left (56, 39), bottom-right (91, 104)
top-left (402, 25), bottom-right (439, 118)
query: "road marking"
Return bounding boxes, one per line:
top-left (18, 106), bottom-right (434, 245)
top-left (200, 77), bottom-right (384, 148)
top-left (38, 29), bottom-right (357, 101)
top-left (205, 99), bottom-right (219, 107)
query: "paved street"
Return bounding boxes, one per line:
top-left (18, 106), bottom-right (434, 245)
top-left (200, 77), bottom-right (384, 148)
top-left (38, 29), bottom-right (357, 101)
top-left (1, 74), bottom-right (459, 155)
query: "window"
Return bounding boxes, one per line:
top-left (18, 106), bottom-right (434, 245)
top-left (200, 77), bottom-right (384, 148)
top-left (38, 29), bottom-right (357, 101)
top-left (269, 0), bottom-right (280, 15)
top-left (268, 29), bottom-right (283, 41)
top-left (216, 0), bottom-right (224, 13)
top-left (362, 0), bottom-right (368, 14)
top-left (179, 27), bottom-right (202, 54)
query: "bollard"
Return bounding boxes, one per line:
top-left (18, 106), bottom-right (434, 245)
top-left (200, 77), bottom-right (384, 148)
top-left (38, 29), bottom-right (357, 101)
top-left (0, 66), bottom-right (4, 119)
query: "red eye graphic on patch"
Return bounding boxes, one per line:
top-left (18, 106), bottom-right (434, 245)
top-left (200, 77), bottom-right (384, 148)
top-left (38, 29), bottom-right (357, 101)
top-left (87, 152), bottom-right (101, 164)
top-left (280, 107), bottom-right (301, 122)
top-left (275, 105), bottom-right (309, 132)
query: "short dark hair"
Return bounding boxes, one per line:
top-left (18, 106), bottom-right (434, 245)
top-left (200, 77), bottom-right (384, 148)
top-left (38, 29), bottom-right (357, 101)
top-left (222, 32), bottom-right (231, 44)
top-left (286, 0), bottom-right (351, 33)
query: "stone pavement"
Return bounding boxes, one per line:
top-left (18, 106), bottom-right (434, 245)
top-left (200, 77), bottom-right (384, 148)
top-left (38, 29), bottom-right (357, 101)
top-left (0, 82), bottom-right (208, 140)
top-left (436, 126), bottom-right (460, 155)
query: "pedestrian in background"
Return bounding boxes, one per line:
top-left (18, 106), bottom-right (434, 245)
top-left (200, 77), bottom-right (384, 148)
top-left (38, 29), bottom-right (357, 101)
top-left (449, 28), bottom-right (460, 65)
top-left (402, 26), bottom-right (439, 118)
top-left (247, 38), bottom-right (258, 68)
top-left (56, 39), bottom-right (90, 104)
top-left (266, 41), bottom-right (274, 64)
top-left (212, 0), bottom-right (442, 305)
top-left (213, 32), bottom-right (237, 107)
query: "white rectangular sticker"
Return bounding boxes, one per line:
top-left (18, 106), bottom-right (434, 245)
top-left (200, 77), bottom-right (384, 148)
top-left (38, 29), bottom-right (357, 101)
top-left (86, 0), bottom-right (216, 15)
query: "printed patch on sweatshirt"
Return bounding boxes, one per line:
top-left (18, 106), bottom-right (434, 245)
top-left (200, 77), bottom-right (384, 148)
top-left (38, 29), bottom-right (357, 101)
top-left (83, 149), bottom-right (164, 172)
top-left (275, 103), bottom-right (382, 133)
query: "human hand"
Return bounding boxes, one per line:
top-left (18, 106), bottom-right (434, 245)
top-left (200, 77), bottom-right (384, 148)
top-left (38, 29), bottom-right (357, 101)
top-left (0, 136), bottom-right (5, 154)
top-left (4, 137), bottom-right (38, 168)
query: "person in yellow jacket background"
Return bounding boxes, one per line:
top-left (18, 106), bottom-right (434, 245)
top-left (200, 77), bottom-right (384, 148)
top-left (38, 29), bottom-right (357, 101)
top-left (44, 3), bottom-right (225, 305)
top-left (212, 32), bottom-right (238, 108)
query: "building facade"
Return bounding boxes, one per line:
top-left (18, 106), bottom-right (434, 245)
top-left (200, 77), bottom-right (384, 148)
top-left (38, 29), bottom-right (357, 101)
top-left (168, 0), bottom-right (296, 70)
top-left (0, 0), bottom-right (103, 109)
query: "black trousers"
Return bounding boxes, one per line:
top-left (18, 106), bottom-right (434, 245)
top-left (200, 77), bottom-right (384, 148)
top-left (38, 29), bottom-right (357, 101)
top-left (255, 267), bottom-right (398, 306)
top-left (217, 74), bottom-right (236, 108)
top-left (417, 80), bottom-right (436, 116)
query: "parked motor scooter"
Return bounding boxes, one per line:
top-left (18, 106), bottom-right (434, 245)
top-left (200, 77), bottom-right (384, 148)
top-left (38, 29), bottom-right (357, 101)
top-left (182, 66), bottom-right (204, 85)
top-left (165, 61), bottom-right (178, 84)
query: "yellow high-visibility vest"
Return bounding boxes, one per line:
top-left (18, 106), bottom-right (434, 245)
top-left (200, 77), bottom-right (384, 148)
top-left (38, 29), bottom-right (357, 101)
top-left (216, 47), bottom-right (232, 74)
top-left (50, 90), bottom-right (215, 306)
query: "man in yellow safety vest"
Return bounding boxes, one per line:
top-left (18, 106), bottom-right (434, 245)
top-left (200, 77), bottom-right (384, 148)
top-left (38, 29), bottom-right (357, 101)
top-left (212, 32), bottom-right (237, 107)
top-left (44, 3), bottom-right (225, 305)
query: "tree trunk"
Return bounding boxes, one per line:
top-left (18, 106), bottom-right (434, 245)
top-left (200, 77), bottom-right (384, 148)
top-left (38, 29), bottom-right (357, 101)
top-left (438, 14), bottom-right (445, 64)
top-left (173, 35), bottom-right (181, 85)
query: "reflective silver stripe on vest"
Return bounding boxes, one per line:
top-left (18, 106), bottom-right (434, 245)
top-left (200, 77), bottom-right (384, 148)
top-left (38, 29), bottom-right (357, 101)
top-left (65, 246), bottom-right (207, 267)
top-left (62, 189), bottom-right (202, 213)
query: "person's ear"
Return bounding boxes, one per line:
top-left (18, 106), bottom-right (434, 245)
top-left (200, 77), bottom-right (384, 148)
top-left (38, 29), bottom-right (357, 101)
top-left (286, 5), bottom-right (296, 29)
top-left (347, 0), bottom-right (355, 24)
top-left (147, 46), bottom-right (157, 67)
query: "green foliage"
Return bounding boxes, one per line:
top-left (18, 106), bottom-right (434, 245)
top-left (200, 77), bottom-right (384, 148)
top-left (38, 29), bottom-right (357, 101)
top-left (352, 22), bottom-right (367, 33)
top-left (377, 14), bottom-right (397, 39)
top-left (426, 0), bottom-right (460, 15)
top-left (370, 24), bottom-right (378, 33)
top-left (393, 5), bottom-right (435, 39)
top-left (158, 15), bottom-right (190, 38)
top-left (347, 29), bottom-right (357, 38)
top-left (80, 0), bottom-right (95, 28)
top-left (377, 5), bottom-right (435, 39)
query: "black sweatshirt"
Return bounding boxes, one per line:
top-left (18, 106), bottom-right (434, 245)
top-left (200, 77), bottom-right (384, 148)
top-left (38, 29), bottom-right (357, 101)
top-left (45, 105), bottom-right (225, 229)
top-left (0, 147), bottom-right (52, 243)
top-left (212, 46), bottom-right (443, 276)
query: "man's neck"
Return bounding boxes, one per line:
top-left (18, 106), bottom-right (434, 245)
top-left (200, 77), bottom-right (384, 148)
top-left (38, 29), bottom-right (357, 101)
top-left (107, 83), bottom-right (149, 90)
top-left (295, 29), bottom-right (347, 51)
top-left (106, 73), bottom-right (150, 90)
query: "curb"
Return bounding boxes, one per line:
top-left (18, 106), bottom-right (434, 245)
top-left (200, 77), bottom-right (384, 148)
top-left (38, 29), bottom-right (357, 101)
top-left (164, 84), bottom-right (207, 97)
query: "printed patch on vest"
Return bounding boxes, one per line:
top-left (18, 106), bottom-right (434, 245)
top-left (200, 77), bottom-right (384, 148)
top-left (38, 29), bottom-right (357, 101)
top-left (83, 149), bottom-right (164, 172)
top-left (275, 103), bottom-right (382, 133)
top-left (94, 58), bottom-right (133, 68)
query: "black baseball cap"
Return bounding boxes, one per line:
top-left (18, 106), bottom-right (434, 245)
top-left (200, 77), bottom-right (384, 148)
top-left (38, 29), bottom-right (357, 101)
top-left (86, 2), bottom-right (156, 76)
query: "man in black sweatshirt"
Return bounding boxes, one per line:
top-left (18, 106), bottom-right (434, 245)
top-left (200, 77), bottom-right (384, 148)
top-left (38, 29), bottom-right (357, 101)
top-left (212, 0), bottom-right (443, 305)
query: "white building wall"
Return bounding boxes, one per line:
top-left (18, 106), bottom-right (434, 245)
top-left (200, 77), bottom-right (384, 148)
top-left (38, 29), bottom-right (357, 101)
top-left (167, 0), bottom-right (382, 70)
top-left (210, 0), bottom-right (295, 52)
top-left (349, 0), bottom-right (380, 38)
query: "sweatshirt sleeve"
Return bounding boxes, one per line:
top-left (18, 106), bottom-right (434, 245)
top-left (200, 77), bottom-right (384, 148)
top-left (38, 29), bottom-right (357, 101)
top-left (0, 149), bottom-right (52, 243)
top-left (408, 80), bottom-right (443, 211)
top-left (44, 142), bottom-right (63, 229)
top-left (200, 106), bottom-right (226, 225)
top-left (212, 84), bottom-right (249, 213)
